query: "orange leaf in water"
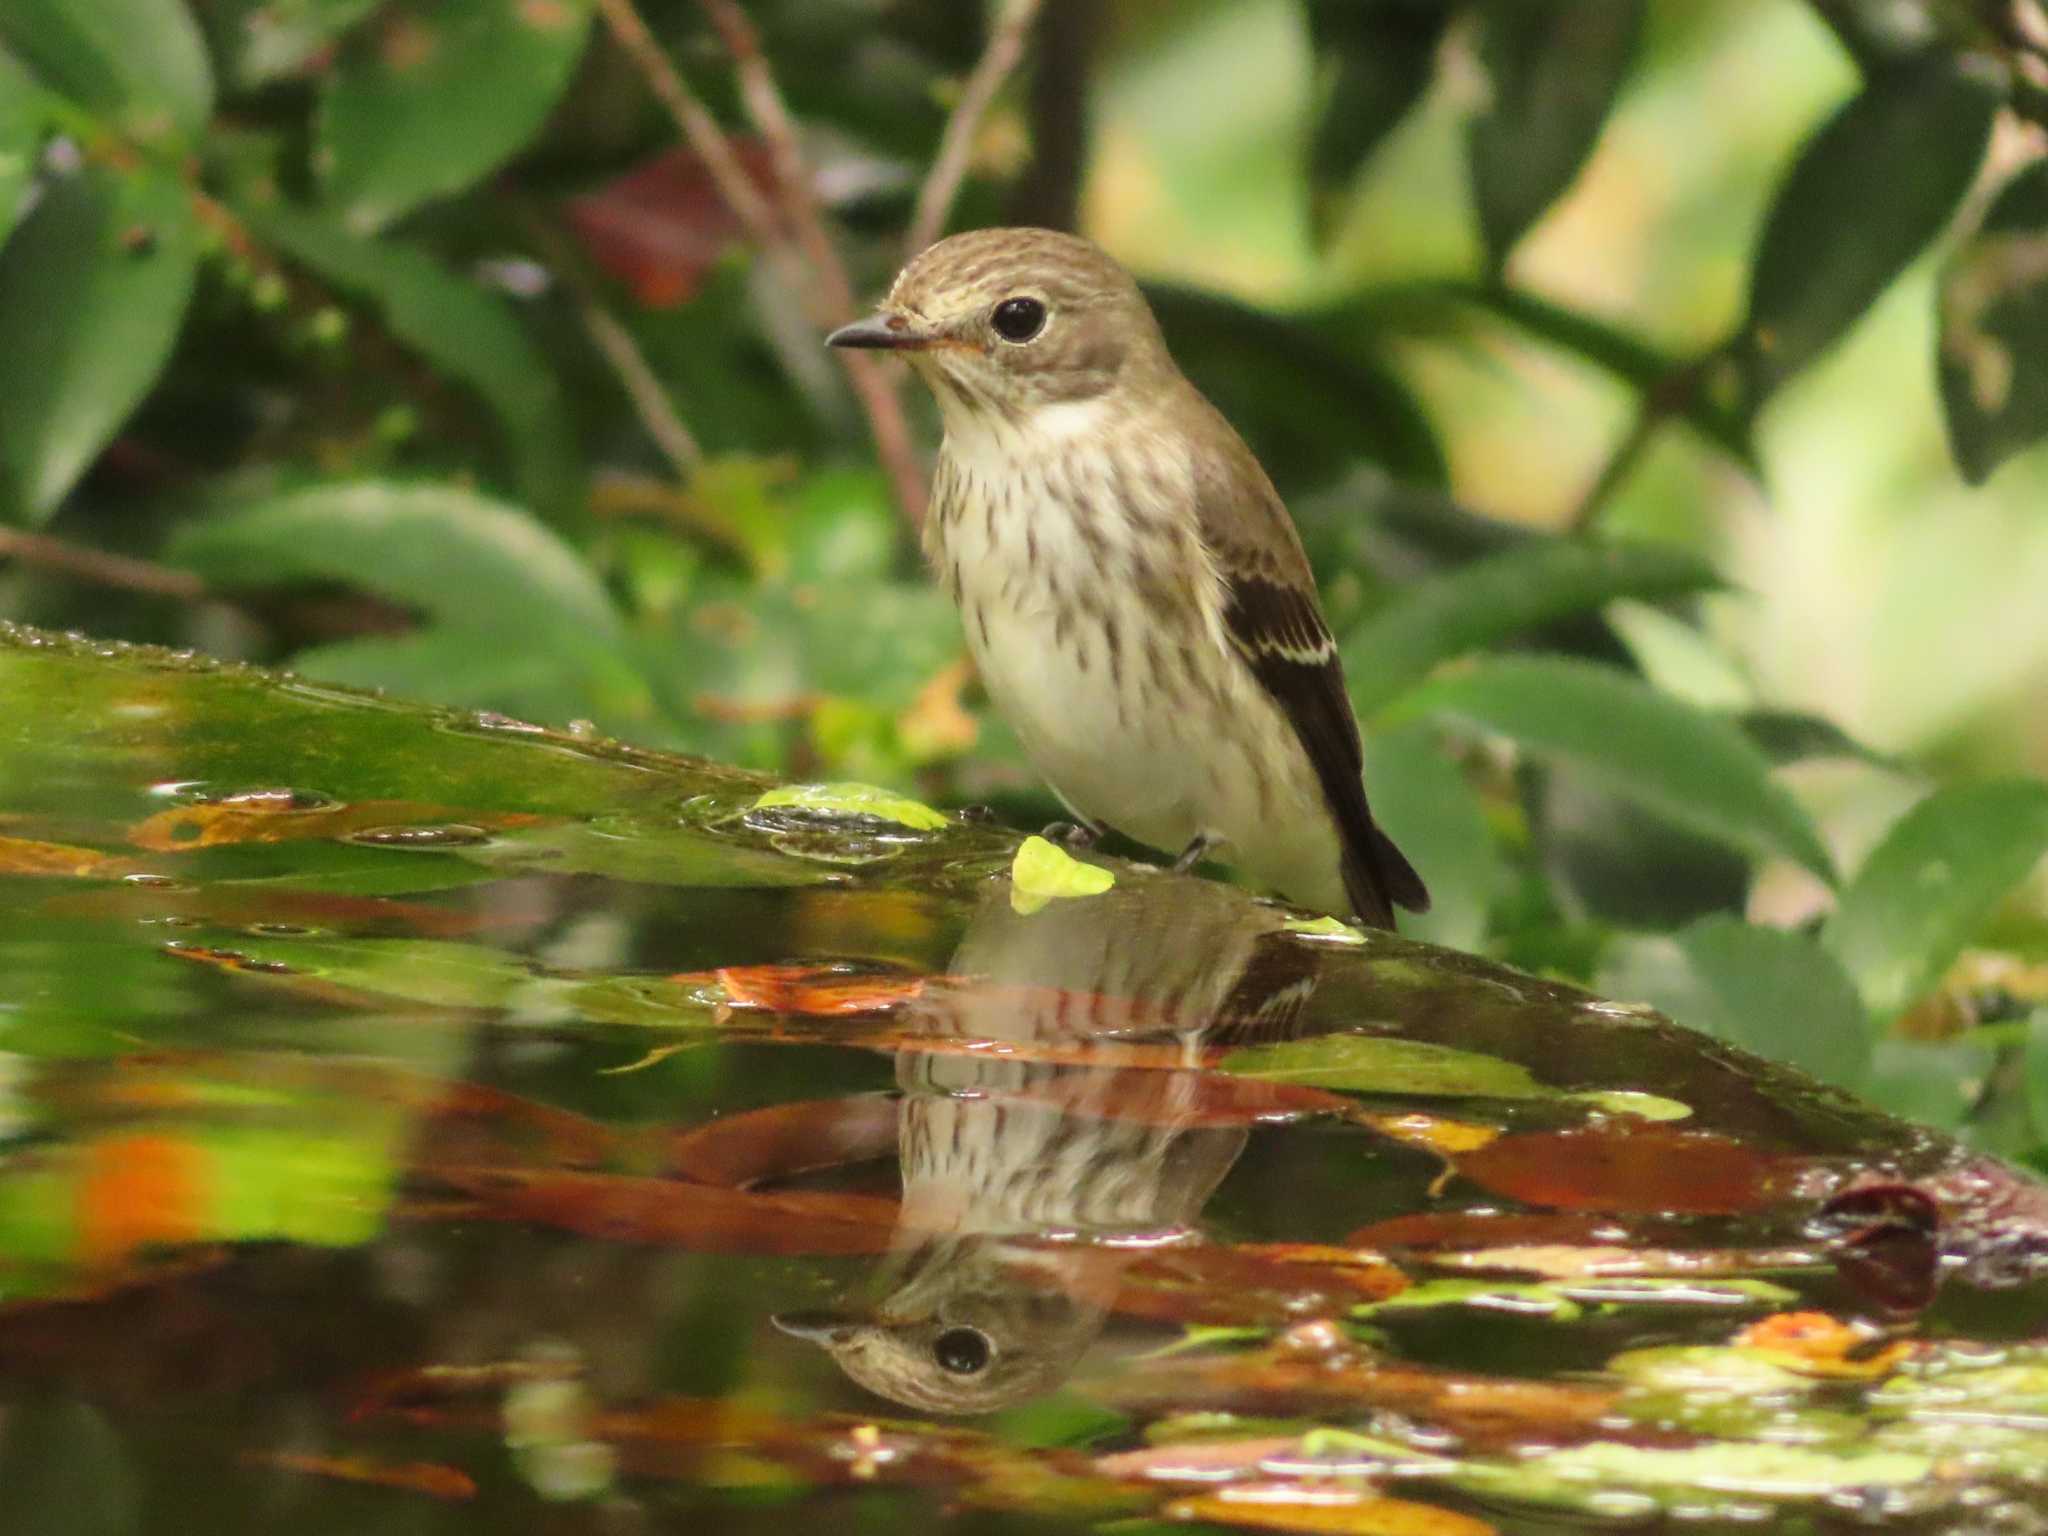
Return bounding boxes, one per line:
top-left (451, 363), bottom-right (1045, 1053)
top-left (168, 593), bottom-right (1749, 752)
top-left (703, 964), bottom-right (929, 1016)
top-left (0, 834), bottom-right (142, 878)
top-left (1113, 1241), bottom-right (1407, 1326)
top-left (1355, 1110), bottom-right (1500, 1157)
top-left (1456, 1126), bottom-right (1787, 1215)
top-left (243, 1451), bottom-right (477, 1501)
top-left (668, 1094), bottom-right (900, 1187)
top-left (79, 1134), bottom-right (210, 1266)
top-left (129, 794), bottom-right (542, 852)
top-left (1730, 1311), bottom-right (1910, 1378)
top-left (1166, 1484), bottom-right (1496, 1535)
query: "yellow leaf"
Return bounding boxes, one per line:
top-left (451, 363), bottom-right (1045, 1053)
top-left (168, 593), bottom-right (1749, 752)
top-left (1009, 836), bottom-right (1116, 915)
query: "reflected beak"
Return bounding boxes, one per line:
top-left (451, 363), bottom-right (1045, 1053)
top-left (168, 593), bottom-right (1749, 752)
top-left (825, 311), bottom-right (931, 351)
top-left (772, 1309), bottom-right (859, 1347)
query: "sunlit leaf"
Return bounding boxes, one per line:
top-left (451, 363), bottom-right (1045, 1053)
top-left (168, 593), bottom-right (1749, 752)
top-left (246, 201), bottom-right (582, 512)
top-left (1468, 1441), bottom-right (1932, 1506)
top-left (1939, 159), bottom-right (2048, 483)
top-left (1219, 1033), bottom-right (1551, 1100)
top-left (1821, 779), bottom-right (2048, 1019)
top-left (1597, 917), bottom-right (1870, 1089)
top-left (317, 0), bottom-right (594, 231)
top-left (0, 0), bottom-right (212, 141)
top-left (0, 169), bottom-right (200, 523)
top-left (1741, 56), bottom-right (1998, 403)
top-left (1467, 0), bottom-right (1642, 269)
top-left (752, 782), bottom-right (948, 831)
top-left (1345, 542), bottom-right (1720, 717)
top-left (1398, 657), bottom-right (1832, 880)
top-left (1573, 1090), bottom-right (1691, 1122)
top-left (207, 0), bottom-right (384, 87)
top-left (1009, 836), bottom-right (1116, 916)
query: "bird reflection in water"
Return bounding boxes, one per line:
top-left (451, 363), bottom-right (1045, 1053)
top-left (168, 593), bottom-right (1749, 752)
top-left (778, 872), bottom-right (1324, 1414)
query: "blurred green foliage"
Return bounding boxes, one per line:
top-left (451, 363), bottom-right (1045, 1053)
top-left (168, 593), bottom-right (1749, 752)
top-left (2, 0), bottom-right (2048, 1161)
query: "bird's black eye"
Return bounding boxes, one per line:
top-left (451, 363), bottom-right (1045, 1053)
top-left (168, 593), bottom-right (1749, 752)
top-left (990, 296), bottom-right (1047, 344)
top-left (933, 1326), bottom-right (993, 1375)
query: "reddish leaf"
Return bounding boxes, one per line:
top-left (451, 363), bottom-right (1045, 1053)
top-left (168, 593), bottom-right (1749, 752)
top-left (1165, 1484), bottom-right (1497, 1536)
top-left (425, 1166), bottom-right (899, 1255)
top-left (700, 963), bottom-right (929, 1017)
top-left (1456, 1126), bottom-right (1788, 1216)
top-left (242, 1451), bottom-right (476, 1501)
top-left (564, 143), bottom-right (776, 308)
top-left (79, 1134), bottom-right (209, 1267)
top-left (1111, 1242), bottom-right (1408, 1326)
top-left (420, 1081), bottom-right (619, 1169)
top-left (1348, 1211), bottom-right (1663, 1251)
top-left (668, 1094), bottom-right (900, 1187)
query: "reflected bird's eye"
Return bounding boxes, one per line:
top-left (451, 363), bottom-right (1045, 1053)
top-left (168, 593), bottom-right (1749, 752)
top-left (932, 1326), bottom-right (993, 1375)
top-left (991, 297), bottom-right (1047, 344)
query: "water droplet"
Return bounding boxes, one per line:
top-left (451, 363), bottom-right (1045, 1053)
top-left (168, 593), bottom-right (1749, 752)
top-left (121, 873), bottom-right (191, 891)
top-left (347, 823), bottom-right (492, 849)
top-left (246, 923), bottom-right (320, 938)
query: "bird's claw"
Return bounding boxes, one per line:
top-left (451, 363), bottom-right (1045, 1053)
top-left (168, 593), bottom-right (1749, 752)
top-left (1040, 820), bottom-right (1101, 850)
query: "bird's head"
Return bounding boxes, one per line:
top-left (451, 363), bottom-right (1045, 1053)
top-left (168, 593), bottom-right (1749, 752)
top-left (827, 227), bottom-right (1171, 429)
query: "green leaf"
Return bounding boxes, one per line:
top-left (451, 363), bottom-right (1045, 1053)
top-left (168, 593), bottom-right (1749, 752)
top-left (1304, 1), bottom-right (1448, 232)
top-left (0, 48), bottom-right (58, 245)
top-left (1821, 779), bottom-right (2048, 1019)
top-left (1344, 538), bottom-right (1720, 716)
top-left (1009, 836), bottom-right (1115, 916)
top-left (1362, 723), bottom-right (1503, 952)
top-left (206, 0), bottom-right (385, 88)
top-left (1737, 708), bottom-right (1895, 769)
top-left (753, 782), bottom-right (948, 831)
top-left (1398, 657), bottom-right (1833, 881)
top-left (317, 0), bottom-right (594, 232)
top-left (2025, 1008), bottom-right (2048, 1151)
top-left (0, 0), bottom-right (212, 141)
top-left (168, 481), bottom-right (649, 725)
top-left (1939, 160), bottom-right (2048, 483)
top-left (1468, 0), bottom-right (1643, 269)
top-left (1741, 57), bottom-right (1999, 404)
top-left (245, 201), bottom-right (580, 511)
top-left (1218, 1031), bottom-right (1552, 1099)
top-left (1597, 917), bottom-right (1870, 1089)
top-left (0, 169), bottom-right (201, 523)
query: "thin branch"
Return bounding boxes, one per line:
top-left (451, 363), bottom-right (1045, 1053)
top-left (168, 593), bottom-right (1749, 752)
top-left (691, 0), bottom-right (929, 529)
top-left (906, 0), bottom-right (1046, 260)
top-left (592, 0), bottom-right (783, 253)
top-left (579, 301), bottom-right (705, 477)
top-left (0, 527), bottom-right (208, 601)
top-left (1565, 360), bottom-right (1704, 534)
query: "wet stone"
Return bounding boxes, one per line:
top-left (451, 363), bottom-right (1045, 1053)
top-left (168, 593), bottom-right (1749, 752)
top-left (0, 621), bottom-right (2042, 1535)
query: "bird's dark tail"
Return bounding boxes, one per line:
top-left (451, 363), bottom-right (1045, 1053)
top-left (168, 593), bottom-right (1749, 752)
top-left (1340, 822), bottom-right (1429, 931)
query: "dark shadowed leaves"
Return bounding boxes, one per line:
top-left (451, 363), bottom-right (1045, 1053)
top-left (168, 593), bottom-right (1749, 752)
top-left (317, 0), bottom-right (594, 232)
top-left (0, 169), bottom-right (201, 523)
top-left (1468, 0), bottom-right (1643, 270)
top-left (0, 0), bottom-right (213, 141)
top-left (1939, 160), bottom-right (2048, 483)
top-left (1303, 1), bottom-right (1448, 235)
top-left (1597, 917), bottom-right (1870, 1089)
top-left (247, 202), bottom-right (581, 512)
top-left (1741, 56), bottom-right (1999, 405)
top-left (1399, 657), bottom-right (1832, 880)
top-left (1822, 778), bottom-right (2048, 1019)
top-left (1343, 539), bottom-right (1720, 716)
top-left (205, 0), bottom-right (385, 87)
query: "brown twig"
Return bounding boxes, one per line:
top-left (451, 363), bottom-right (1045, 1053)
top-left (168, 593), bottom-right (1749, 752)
top-left (598, 0), bottom-right (928, 530)
top-left (0, 527), bottom-right (208, 601)
top-left (907, 0), bottom-right (1046, 260)
top-left (693, 0), bottom-right (926, 528)
top-left (579, 302), bottom-right (705, 478)
top-left (1565, 361), bottom-right (1705, 533)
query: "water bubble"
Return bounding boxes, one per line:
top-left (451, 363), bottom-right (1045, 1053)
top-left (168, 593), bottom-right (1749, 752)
top-left (347, 823), bottom-right (492, 849)
top-left (121, 873), bottom-right (192, 891)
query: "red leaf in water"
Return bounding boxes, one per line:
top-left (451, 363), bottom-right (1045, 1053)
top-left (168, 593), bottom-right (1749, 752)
top-left (420, 1081), bottom-right (619, 1169)
top-left (242, 1451), bottom-right (477, 1501)
top-left (426, 1166), bottom-right (898, 1255)
top-left (565, 143), bottom-right (777, 308)
top-left (1812, 1181), bottom-right (1941, 1315)
top-left (1456, 1125), bottom-right (1787, 1215)
top-left (1348, 1211), bottom-right (1654, 1251)
top-left (1165, 1484), bottom-right (1498, 1536)
top-left (1110, 1242), bottom-right (1407, 1326)
top-left (668, 1093), bottom-right (900, 1187)
top-left (701, 963), bottom-right (929, 1016)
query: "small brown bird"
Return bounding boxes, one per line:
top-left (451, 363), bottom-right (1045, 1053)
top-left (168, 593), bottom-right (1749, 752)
top-left (829, 228), bottom-right (1427, 926)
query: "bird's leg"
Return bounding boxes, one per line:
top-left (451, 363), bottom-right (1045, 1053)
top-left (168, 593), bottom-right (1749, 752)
top-left (1172, 832), bottom-right (1226, 874)
top-left (1040, 819), bottom-right (1103, 850)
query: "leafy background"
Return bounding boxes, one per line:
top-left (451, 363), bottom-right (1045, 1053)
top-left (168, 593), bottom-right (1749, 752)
top-left (2, 0), bottom-right (2048, 1163)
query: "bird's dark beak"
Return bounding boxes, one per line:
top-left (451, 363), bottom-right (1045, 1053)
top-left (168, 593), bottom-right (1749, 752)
top-left (826, 311), bottom-right (930, 351)
top-left (772, 1309), bottom-right (859, 1347)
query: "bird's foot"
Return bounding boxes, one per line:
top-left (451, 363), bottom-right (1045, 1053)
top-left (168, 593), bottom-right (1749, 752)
top-left (1172, 832), bottom-right (1226, 874)
top-left (1040, 820), bottom-right (1102, 850)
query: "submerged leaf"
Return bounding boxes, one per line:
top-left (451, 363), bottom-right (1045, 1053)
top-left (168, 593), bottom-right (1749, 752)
top-left (1165, 1484), bottom-right (1497, 1536)
top-left (1220, 1033), bottom-right (1550, 1100)
top-left (752, 782), bottom-right (948, 831)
